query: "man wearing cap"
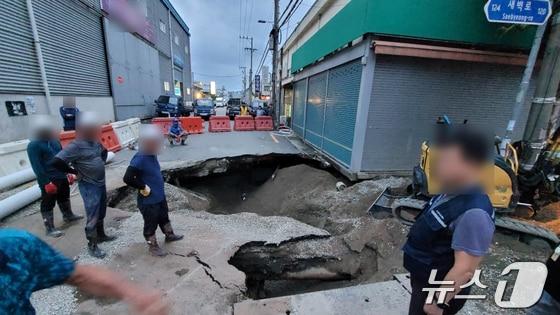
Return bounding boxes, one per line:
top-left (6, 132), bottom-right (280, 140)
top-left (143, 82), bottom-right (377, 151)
top-left (52, 112), bottom-right (116, 258)
top-left (123, 125), bottom-right (183, 257)
top-left (27, 115), bottom-right (83, 238)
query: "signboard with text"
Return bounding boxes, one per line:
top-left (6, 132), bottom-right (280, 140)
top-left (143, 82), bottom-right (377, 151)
top-left (255, 75), bottom-right (261, 94)
top-left (484, 0), bottom-right (552, 25)
top-left (101, 0), bottom-right (154, 43)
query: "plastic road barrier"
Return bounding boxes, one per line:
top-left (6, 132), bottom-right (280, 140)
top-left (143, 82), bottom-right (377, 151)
top-left (234, 116), bottom-right (256, 131)
top-left (209, 116), bottom-right (231, 132)
top-left (99, 125), bottom-right (121, 152)
top-left (255, 116), bottom-right (274, 131)
top-left (180, 117), bottom-right (204, 134)
top-left (0, 139), bottom-right (31, 177)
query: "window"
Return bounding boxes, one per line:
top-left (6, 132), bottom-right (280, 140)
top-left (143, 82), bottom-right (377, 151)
top-left (184, 45), bottom-right (189, 55)
top-left (163, 81), bottom-right (170, 92)
top-left (174, 34), bottom-right (179, 45)
top-left (186, 88), bottom-right (191, 95)
top-left (159, 20), bottom-right (167, 33)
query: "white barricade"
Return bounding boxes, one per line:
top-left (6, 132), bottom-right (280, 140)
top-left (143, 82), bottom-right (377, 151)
top-left (0, 140), bottom-right (31, 177)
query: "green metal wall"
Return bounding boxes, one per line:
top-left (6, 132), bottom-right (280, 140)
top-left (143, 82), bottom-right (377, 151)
top-left (291, 0), bottom-right (536, 72)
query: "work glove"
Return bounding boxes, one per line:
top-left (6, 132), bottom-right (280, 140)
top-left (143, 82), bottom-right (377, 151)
top-left (45, 182), bottom-right (58, 195)
top-left (140, 185), bottom-right (151, 197)
top-left (67, 174), bottom-right (77, 185)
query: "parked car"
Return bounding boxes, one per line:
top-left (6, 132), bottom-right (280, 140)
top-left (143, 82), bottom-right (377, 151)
top-left (226, 98), bottom-right (242, 119)
top-left (193, 99), bottom-right (216, 120)
top-left (154, 95), bottom-right (191, 117)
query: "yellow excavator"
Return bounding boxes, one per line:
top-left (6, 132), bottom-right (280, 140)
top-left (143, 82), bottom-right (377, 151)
top-left (371, 117), bottom-right (560, 246)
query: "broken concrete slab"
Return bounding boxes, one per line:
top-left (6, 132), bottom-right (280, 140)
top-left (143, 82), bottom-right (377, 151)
top-left (69, 211), bottom-right (331, 315)
top-left (233, 280), bottom-right (410, 315)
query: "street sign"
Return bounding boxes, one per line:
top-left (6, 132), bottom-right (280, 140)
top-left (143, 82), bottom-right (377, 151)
top-left (484, 0), bottom-right (552, 25)
top-left (255, 75), bottom-right (261, 94)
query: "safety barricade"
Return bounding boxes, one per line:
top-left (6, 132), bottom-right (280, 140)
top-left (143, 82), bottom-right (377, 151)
top-left (209, 116), bottom-right (231, 132)
top-left (0, 139), bottom-right (31, 177)
top-left (59, 130), bottom-right (76, 148)
top-left (151, 117), bottom-right (174, 135)
top-left (180, 117), bottom-right (204, 134)
top-left (127, 117), bottom-right (141, 140)
top-left (99, 125), bottom-right (122, 152)
top-left (234, 116), bottom-right (255, 131)
top-left (111, 120), bottom-right (136, 147)
top-left (255, 116), bottom-right (274, 131)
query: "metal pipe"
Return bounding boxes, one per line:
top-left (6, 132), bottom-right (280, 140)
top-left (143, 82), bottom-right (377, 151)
top-left (0, 168), bottom-right (36, 191)
top-left (0, 185), bottom-right (41, 220)
top-left (26, 0), bottom-right (52, 115)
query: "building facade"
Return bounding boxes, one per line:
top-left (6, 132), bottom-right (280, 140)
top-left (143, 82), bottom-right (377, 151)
top-left (0, 0), bottom-right (191, 142)
top-left (281, 0), bottom-right (537, 179)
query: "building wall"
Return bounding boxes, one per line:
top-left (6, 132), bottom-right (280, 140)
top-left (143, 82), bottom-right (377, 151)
top-left (170, 16), bottom-right (192, 101)
top-left (104, 18), bottom-right (160, 120)
top-left (360, 55), bottom-right (534, 172)
top-left (291, 0), bottom-right (536, 73)
top-left (0, 94), bottom-right (113, 142)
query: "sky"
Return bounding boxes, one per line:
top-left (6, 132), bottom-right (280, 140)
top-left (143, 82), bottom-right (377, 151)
top-left (169, 0), bottom-right (312, 91)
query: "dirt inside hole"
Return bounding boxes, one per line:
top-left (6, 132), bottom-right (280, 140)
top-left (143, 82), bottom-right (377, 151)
top-left (167, 157), bottom-right (411, 299)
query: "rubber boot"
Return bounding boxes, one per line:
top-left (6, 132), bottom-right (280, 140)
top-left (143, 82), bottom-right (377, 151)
top-left (59, 201), bottom-right (83, 223)
top-left (146, 235), bottom-right (167, 257)
top-left (162, 223), bottom-right (184, 243)
top-left (43, 212), bottom-right (64, 238)
top-left (97, 221), bottom-right (117, 243)
top-left (87, 238), bottom-right (106, 259)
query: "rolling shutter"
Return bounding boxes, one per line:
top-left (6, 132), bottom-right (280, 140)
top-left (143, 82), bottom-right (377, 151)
top-left (33, 0), bottom-right (110, 96)
top-left (0, 0), bottom-right (43, 94)
top-left (323, 60), bottom-right (362, 166)
top-left (304, 72), bottom-right (327, 148)
top-left (292, 79), bottom-right (307, 136)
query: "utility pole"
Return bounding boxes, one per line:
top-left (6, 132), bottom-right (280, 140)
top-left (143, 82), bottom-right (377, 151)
top-left (241, 36), bottom-right (257, 103)
top-left (240, 66), bottom-right (247, 100)
top-left (521, 8), bottom-right (560, 170)
top-left (271, 0), bottom-right (280, 125)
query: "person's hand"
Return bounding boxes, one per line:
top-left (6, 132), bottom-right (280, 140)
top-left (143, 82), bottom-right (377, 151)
top-left (44, 182), bottom-right (58, 195)
top-left (423, 303), bottom-right (444, 315)
top-left (127, 291), bottom-right (169, 315)
top-left (67, 174), bottom-right (77, 185)
top-left (140, 185), bottom-right (151, 197)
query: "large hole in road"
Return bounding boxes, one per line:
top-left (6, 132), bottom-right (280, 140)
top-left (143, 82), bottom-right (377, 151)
top-left (109, 154), bottom-right (410, 299)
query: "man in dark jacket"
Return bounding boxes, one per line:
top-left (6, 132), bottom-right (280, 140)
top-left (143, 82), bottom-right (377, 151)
top-left (123, 124), bottom-right (183, 257)
top-left (59, 104), bottom-right (79, 131)
top-left (403, 127), bottom-right (494, 315)
top-left (27, 115), bottom-right (82, 238)
top-left (52, 112), bottom-right (116, 258)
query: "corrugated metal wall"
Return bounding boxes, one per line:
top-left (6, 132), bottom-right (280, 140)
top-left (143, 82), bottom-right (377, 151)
top-left (292, 80), bottom-right (307, 136)
top-left (292, 60), bottom-right (362, 166)
top-left (34, 0), bottom-right (110, 96)
top-left (0, 0), bottom-right (44, 94)
top-left (362, 55), bottom-right (533, 172)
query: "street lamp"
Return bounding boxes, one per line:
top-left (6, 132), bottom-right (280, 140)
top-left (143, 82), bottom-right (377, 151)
top-left (258, 20), bottom-right (273, 24)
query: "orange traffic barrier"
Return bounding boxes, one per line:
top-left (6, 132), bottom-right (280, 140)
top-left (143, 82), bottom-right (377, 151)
top-left (255, 116), bottom-right (274, 131)
top-left (59, 130), bottom-right (76, 148)
top-left (209, 116), bottom-right (231, 132)
top-left (99, 125), bottom-right (122, 152)
top-left (234, 116), bottom-right (255, 131)
top-left (151, 117), bottom-right (174, 135)
top-left (180, 117), bottom-right (204, 134)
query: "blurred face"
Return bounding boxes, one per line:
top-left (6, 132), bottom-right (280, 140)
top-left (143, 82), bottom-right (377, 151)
top-left (433, 145), bottom-right (482, 191)
top-left (141, 138), bottom-right (162, 154)
top-left (78, 125), bottom-right (101, 141)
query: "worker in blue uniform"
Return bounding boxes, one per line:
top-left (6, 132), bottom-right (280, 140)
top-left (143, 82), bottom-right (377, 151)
top-left (402, 127), bottom-right (494, 315)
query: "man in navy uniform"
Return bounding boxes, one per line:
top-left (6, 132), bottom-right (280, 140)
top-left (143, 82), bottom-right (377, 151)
top-left (403, 127), bottom-right (495, 315)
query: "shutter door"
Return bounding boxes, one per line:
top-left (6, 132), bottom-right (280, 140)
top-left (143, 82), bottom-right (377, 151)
top-left (33, 0), bottom-right (110, 96)
top-left (323, 60), bottom-right (362, 166)
top-left (292, 79), bottom-right (306, 136)
top-left (304, 72), bottom-right (327, 148)
top-left (363, 55), bottom-right (531, 171)
top-left (0, 0), bottom-right (43, 94)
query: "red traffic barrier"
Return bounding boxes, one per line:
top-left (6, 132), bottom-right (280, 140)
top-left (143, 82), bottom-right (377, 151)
top-left (99, 125), bottom-right (122, 152)
top-left (209, 116), bottom-right (231, 132)
top-left (255, 116), bottom-right (274, 131)
top-left (151, 117), bottom-right (174, 135)
top-left (59, 130), bottom-right (76, 148)
top-left (180, 117), bottom-right (204, 134)
top-left (234, 116), bottom-right (255, 131)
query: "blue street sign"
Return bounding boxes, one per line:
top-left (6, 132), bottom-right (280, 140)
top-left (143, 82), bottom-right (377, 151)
top-left (255, 75), bottom-right (261, 93)
top-left (484, 0), bottom-right (552, 25)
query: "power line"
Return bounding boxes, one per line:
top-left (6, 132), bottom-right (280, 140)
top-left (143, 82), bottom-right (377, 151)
top-left (279, 0), bottom-right (294, 22)
top-left (280, 0), bottom-right (303, 27)
top-left (194, 72), bottom-right (242, 78)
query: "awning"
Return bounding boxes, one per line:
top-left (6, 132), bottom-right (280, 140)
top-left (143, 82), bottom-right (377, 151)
top-left (373, 41), bottom-right (529, 66)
